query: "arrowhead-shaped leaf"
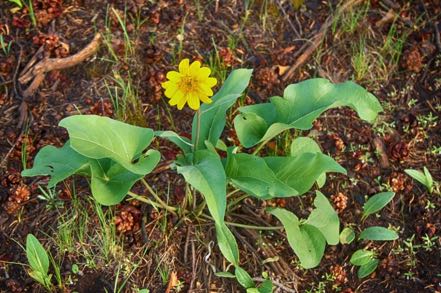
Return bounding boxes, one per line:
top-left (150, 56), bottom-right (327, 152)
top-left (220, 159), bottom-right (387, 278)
top-left (60, 115), bottom-right (158, 175)
top-left (89, 159), bottom-right (145, 206)
top-left (225, 152), bottom-right (298, 199)
top-left (234, 79), bottom-right (382, 147)
top-left (21, 141), bottom-right (90, 187)
top-left (264, 153), bottom-right (346, 195)
top-left (225, 151), bottom-right (345, 199)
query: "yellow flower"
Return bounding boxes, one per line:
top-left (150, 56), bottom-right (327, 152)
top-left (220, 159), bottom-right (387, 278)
top-left (161, 59), bottom-right (217, 110)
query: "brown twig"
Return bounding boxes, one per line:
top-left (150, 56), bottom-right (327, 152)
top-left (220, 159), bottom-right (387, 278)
top-left (18, 33), bottom-right (101, 98)
top-left (282, 0), bottom-right (363, 82)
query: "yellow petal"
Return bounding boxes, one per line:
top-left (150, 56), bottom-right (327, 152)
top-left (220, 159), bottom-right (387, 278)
top-left (161, 80), bottom-right (173, 89)
top-left (164, 84), bottom-right (178, 98)
top-left (198, 85), bottom-right (214, 96)
top-left (204, 77), bottom-right (217, 87)
top-left (177, 93), bottom-right (188, 110)
top-left (169, 90), bottom-right (184, 105)
top-left (187, 93), bottom-right (200, 110)
top-left (166, 71), bottom-right (181, 81)
top-left (199, 95), bottom-right (213, 104)
top-left (179, 59), bottom-right (190, 74)
top-left (196, 67), bottom-right (211, 80)
top-left (189, 61), bottom-right (201, 75)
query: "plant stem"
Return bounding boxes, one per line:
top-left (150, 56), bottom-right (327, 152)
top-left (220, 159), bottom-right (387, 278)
top-left (140, 179), bottom-right (177, 214)
top-left (201, 214), bottom-right (283, 230)
top-left (226, 188), bottom-right (240, 198)
top-left (227, 193), bottom-right (248, 210)
top-left (194, 199), bottom-right (206, 218)
top-left (194, 108), bottom-right (202, 154)
top-left (127, 191), bottom-right (162, 209)
top-left (252, 139), bottom-right (270, 155)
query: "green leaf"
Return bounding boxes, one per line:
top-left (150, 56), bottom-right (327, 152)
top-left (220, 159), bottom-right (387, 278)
top-left (290, 137), bottom-right (322, 156)
top-left (26, 234), bottom-right (49, 274)
top-left (234, 79), bottom-right (382, 147)
top-left (257, 279), bottom-right (273, 293)
top-left (404, 168), bottom-right (427, 187)
top-left (215, 222), bottom-right (240, 266)
top-left (340, 227), bottom-right (356, 244)
top-left (89, 159), bottom-right (144, 205)
top-left (350, 249), bottom-right (375, 266)
top-left (21, 142), bottom-right (90, 187)
top-left (264, 153), bottom-right (346, 195)
top-left (306, 191), bottom-right (340, 245)
top-left (192, 69), bottom-right (253, 150)
top-left (60, 115), bottom-right (159, 175)
top-left (8, 0), bottom-right (24, 8)
top-left (362, 192), bottom-right (395, 219)
top-left (357, 258), bottom-right (379, 278)
top-left (423, 167), bottom-right (433, 192)
top-left (225, 152), bottom-right (298, 199)
top-left (177, 150), bottom-right (239, 265)
top-left (155, 130), bottom-right (192, 153)
top-left (235, 266), bottom-right (255, 289)
top-left (290, 137), bottom-right (326, 187)
top-left (268, 208), bottom-right (326, 269)
top-left (215, 271), bottom-right (236, 278)
top-left (359, 226), bottom-right (398, 241)
top-left (226, 152), bottom-right (345, 199)
top-left (405, 168), bottom-right (434, 193)
top-left (177, 150), bottom-right (226, 222)
top-left (28, 270), bottom-right (51, 287)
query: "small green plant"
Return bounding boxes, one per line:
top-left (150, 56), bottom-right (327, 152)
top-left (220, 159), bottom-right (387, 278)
top-left (343, 191), bottom-right (398, 278)
top-left (405, 167), bottom-right (436, 193)
top-left (0, 35), bottom-right (13, 56)
top-left (8, 0), bottom-right (23, 9)
top-left (23, 61), bottom-right (383, 290)
top-left (25, 234), bottom-right (53, 291)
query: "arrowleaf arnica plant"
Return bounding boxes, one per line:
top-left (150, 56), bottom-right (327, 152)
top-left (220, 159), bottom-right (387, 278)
top-left (23, 60), bottom-right (383, 291)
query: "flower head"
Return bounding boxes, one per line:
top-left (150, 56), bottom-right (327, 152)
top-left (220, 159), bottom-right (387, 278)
top-left (162, 59), bottom-right (217, 110)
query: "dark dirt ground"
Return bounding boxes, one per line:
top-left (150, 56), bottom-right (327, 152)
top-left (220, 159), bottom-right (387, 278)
top-left (0, 0), bottom-right (440, 292)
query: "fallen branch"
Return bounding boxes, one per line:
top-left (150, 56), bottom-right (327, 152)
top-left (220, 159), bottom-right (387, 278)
top-left (282, 0), bottom-right (363, 82)
top-left (18, 33), bottom-right (101, 98)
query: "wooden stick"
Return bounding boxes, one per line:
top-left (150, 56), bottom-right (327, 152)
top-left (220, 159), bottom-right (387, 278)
top-left (282, 0), bottom-right (363, 82)
top-left (18, 33), bottom-right (102, 97)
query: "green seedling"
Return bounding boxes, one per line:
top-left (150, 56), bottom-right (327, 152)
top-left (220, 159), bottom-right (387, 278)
top-left (405, 167), bottom-right (435, 193)
top-left (362, 191), bottom-right (395, 220)
top-left (343, 191), bottom-right (398, 278)
top-left (25, 234), bottom-right (53, 291)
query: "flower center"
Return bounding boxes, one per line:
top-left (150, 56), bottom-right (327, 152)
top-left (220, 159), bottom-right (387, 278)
top-left (179, 75), bottom-right (197, 93)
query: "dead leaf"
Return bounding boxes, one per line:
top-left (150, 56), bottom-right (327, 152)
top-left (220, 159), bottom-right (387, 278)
top-left (165, 271), bottom-right (178, 293)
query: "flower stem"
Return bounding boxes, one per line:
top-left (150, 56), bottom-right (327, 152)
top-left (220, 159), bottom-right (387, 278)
top-left (140, 178), bottom-right (177, 214)
top-left (194, 109), bottom-right (202, 154)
